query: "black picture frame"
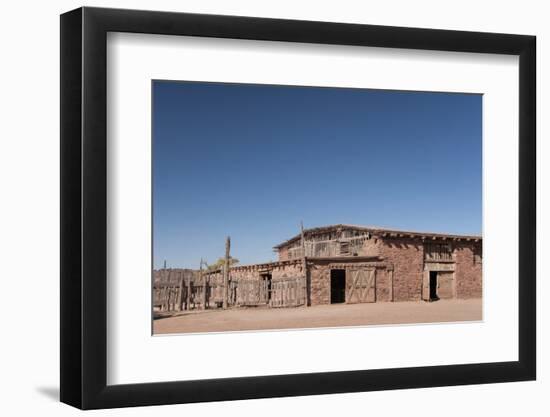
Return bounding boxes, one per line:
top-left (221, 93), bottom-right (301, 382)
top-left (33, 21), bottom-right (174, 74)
top-left (60, 6), bottom-right (536, 410)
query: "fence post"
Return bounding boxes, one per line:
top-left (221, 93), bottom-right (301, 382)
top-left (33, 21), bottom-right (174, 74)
top-left (178, 271), bottom-right (185, 311)
top-left (223, 236), bottom-right (231, 309)
top-left (186, 272), bottom-right (191, 310)
top-left (301, 221), bottom-right (309, 307)
top-left (200, 258), bottom-right (207, 310)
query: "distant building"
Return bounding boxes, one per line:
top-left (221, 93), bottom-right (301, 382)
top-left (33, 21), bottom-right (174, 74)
top-left (154, 224), bottom-right (482, 311)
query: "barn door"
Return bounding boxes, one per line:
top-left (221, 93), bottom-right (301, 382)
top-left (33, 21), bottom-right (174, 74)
top-left (347, 269), bottom-right (376, 303)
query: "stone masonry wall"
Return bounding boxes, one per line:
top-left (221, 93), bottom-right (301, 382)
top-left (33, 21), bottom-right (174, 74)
top-left (375, 269), bottom-right (392, 302)
top-left (308, 260), bottom-right (391, 305)
top-left (271, 262), bottom-right (304, 280)
top-left (454, 242), bottom-right (482, 298)
top-left (379, 237), bottom-right (425, 301)
top-left (309, 264), bottom-right (331, 305)
top-left (361, 238), bottom-right (381, 257)
top-left (230, 268), bottom-right (261, 282)
top-left (203, 261), bottom-right (304, 283)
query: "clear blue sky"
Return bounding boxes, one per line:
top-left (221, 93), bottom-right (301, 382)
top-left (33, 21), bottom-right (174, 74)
top-left (153, 81), bottom-right (482, 269)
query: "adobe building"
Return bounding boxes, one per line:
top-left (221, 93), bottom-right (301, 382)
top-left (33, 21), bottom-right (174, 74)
top-left (154, 224), bottom-right (482, 311)
top-left (274, 224), bottom-right (482, 305)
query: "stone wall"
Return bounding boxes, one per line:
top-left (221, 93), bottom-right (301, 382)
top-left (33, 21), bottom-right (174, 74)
top-left (229, 268), bottom-right (260, 282)
top-left (379, 237), bottom-right (425, 301)
top-left (221, 260), bottom-right (304, 282)
top-left (271, 261), bottom-right (303, 280)
top-left (454, 242), bottom-right (482, 298)
top-left (375, 269), bottom-right (392, 302)
top-left (308, 260), bottom-right (391, 306)
top-left (362, 238), bottom-right (381, 257)
top-left (309, 263), bottom-right (331, 305)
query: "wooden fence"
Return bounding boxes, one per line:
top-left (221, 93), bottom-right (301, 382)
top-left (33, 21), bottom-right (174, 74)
top-left (154, 275), bottom-right (306, 312)
top-left (269, 277), bottom-right (306, 308)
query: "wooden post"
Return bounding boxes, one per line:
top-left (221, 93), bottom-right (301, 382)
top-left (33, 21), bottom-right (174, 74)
top-left (186, 272), bottom-right (191, 310)
top-left (200, 258), bottom-right (207, 310)
top-left (223, 236), bottom-right (231, 309)
top-left (162, 268), bottom-right (169, 311)
top-left (166, 271), bottom-right (170, 311)
top-left (163, 286), bottom-right (169, 311)
top-left (178, 271), bottom-right (185, 311)
top-left (301, 221), bottom-right (309, 307)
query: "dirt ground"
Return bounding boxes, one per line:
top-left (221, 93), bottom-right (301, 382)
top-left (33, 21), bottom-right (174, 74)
top-left (153, 298), bottom-right (482, 335)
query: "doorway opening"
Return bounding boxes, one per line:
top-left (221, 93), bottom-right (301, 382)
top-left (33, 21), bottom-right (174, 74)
top-left (330, 269), bottom-right (346, 304)
top-left (429, 271), bottom-right (439, 301)
top-left (261, 273), bottom-right (272, 303)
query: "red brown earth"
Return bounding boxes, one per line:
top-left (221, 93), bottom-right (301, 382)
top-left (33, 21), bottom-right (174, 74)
top-left (153, 298), bottom-right (482, 335)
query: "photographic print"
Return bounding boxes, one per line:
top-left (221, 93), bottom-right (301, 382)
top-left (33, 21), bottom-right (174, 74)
top-left (60, 8), bottom-right (536, 407)
top-left (152, 81), bottom-right (482, 335)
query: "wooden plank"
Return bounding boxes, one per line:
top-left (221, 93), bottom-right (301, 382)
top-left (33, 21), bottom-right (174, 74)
top-left (348, 270), bottom-right (361, 303)
top-left (364, 269), bottom-right (376, 302)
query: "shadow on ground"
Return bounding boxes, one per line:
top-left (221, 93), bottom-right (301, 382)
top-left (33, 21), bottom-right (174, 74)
top-left (36, 386), bottom-right (59, 401)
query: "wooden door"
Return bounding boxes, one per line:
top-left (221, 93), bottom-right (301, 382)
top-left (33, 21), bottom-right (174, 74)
top-left (436, 271), bottom-right (454, 299)
top-left (347, 269), bottom-right (376, 303)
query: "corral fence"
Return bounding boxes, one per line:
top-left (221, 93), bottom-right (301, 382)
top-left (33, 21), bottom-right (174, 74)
top-left (269, 277), bottom-right (306, 308)
top-left (154, 275), bottom-right (306, 312)
top-left (153, 279), bottom-right (221, 312)
top-left (229, 277), bottom-right (306, 308)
